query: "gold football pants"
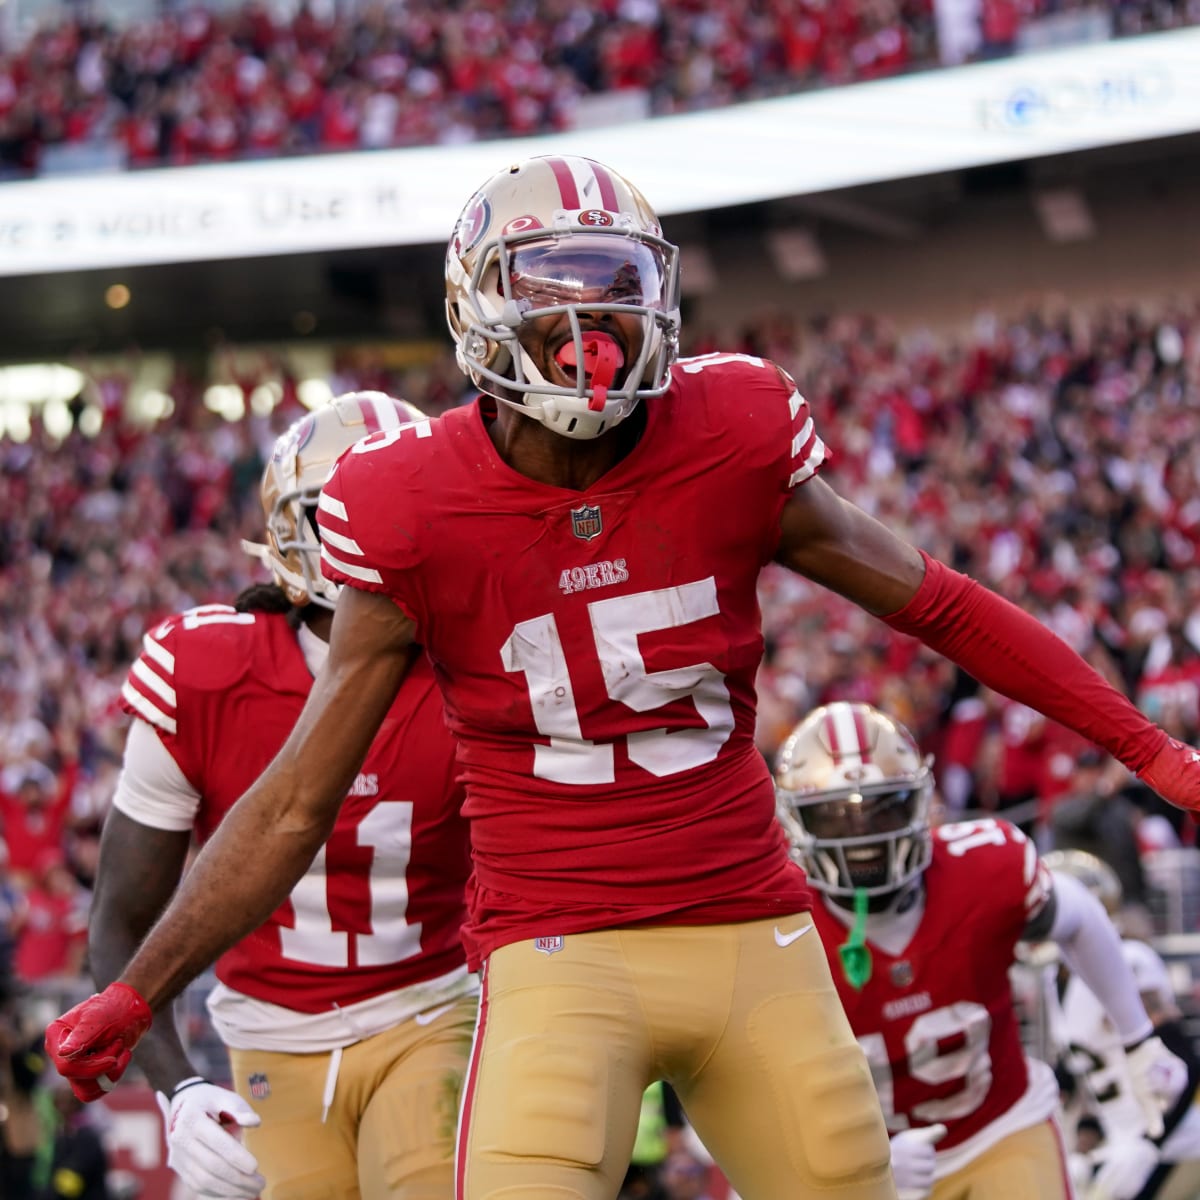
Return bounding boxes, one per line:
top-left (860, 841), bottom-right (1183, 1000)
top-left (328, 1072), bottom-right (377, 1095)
top-left (457, 914), bottom-right (894, 1200)
top-left (228, 994), bottom-right (476, 1200)
top-left (931, 1119), bottom-right (1073, 1200)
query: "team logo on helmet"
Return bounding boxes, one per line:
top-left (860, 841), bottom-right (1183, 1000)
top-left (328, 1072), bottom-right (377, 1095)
top-left (453, 193), bottom-right (491, 255)
top-left (274, 413), bottom-right (315, 463)
top-left (570, 504), bottom-right (603, 541)
top-left (578, 209), bottom-right (614, 227)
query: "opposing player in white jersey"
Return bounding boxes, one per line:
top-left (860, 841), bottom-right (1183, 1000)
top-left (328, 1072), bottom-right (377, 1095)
top-left (775, 703), bottom-right (1188, 1200)
top-left (1047, 850), bottom-right (1200, 1200)
top-left (88, 392), bottom-right (474, 1200)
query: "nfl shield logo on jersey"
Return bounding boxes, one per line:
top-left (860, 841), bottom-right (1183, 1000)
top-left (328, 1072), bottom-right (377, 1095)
top-left (248, 1073), bottom-right (271, 1100)
top-left (533, 935), bottom-right (565, 956)
top-left (570, 504), bottom-right (602, 541)
top-left (890, 961), bottom-right (914, 988)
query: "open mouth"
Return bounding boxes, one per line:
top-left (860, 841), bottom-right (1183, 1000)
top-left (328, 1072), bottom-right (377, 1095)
top-left (553, 332), bottom-right (625, 409)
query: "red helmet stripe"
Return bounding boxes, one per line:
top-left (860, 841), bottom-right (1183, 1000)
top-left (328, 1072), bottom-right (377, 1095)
top-left (360, 402), bottom-right (382, 434)
top-left (591, 161), bottom-right (620, 210)
top-left (546, 157), bottom-right (581, 210)
top-left (823, 709), bottom-right (843, 761)
top-left (851, 706), bottom-right (873, 764)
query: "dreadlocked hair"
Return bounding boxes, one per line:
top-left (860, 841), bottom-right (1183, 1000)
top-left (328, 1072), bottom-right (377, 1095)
top-left (233, 583), bottom-right (294, 614)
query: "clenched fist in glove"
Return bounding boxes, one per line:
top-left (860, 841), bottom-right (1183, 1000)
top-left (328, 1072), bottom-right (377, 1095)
top-left (1125, 1034), bottom-right (1189, 1139)
top-left (156, 1078), bottom-right (264, 1200)
top-left (44, 982), bottom-right (152, 1101)
top-left (1140, 738), bottom-right (1200, 812)
top-left (889, 1124), bottom-right (947, 1200)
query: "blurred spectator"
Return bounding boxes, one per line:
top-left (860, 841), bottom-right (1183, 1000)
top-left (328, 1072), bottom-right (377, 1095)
top-left (660, 1151), bottom-right (716, 1200)
top-left (0, 0), bottom-right (1192, 174)
top-left (12, 851), bottom-right (88, 984)
top-left (0, 761), bottom-right (78, 886)
top-left (1048, 752), bottom-right (1148, 908)
top-left (0, 1021), bottom-right (46, 1200)
top-left (39, 1082), bottom-right (110, 1200)
top-left (0, 840), bottom-right (19, 1008)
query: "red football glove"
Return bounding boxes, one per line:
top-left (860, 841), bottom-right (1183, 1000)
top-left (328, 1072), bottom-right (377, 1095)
top-left (1139, 737), bottom-right (1200, 812)
top-left (45, 982), bottom-right (153, 1102)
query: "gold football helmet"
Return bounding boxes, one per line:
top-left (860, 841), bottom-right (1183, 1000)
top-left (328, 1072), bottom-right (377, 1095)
top-left (775, 702), bottom-right (935, 900)
top-left (444, 155), bottom-right (681, 440)
top-left (244, 391), bottom-right (425, 610)
top-left (1039, 848), bottom-right (1123, 915)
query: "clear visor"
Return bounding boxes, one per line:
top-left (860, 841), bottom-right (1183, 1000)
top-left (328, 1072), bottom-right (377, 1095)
top-left (797, 785), bottom-right (921, 842)
top-left (507, 234), bottom-right (670, 313)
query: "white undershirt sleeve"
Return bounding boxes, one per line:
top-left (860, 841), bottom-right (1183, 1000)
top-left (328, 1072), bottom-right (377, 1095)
top-left (110, 718), bottom-right (202, 832)
top-left (1049, 869), bottom-right (1153, 1046)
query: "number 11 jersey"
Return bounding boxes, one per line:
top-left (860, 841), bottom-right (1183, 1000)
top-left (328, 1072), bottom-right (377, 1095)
top-left (319, 354), bottom-right (823, 963)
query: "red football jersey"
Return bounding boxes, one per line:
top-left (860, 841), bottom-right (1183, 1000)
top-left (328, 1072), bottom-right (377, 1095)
top-left (319, 353), bottom-right (824, 963)
top-left (120, 606), bottom-right (469, 1011)
top-left (810, 818), bottom-right (1052, 1149)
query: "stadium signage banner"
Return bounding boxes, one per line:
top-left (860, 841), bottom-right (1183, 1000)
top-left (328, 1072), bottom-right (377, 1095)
top-left (0, 27), bottom-right (1197, 276)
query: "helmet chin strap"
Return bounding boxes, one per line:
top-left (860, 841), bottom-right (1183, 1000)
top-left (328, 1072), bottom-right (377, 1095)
top-left (555, 332), bottom-right (623, 412)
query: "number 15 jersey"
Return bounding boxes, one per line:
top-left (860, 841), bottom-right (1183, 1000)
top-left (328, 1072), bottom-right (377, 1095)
top-left (319, 354), bottom-right (823, 963)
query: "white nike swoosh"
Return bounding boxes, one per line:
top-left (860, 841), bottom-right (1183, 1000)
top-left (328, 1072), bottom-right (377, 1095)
top-left (774, 925), bottom-right (812, 948)
top-left (413, 1003), bottom-right (456, 1027)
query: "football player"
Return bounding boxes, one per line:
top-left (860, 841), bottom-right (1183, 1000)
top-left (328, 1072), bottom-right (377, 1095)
top-left (48, 157), bottom-right (1200, 1200)
top-left (774, 702), bottom-right (1189, 1200)
top-left (1046, 850), bottom-right (1200, 1200)
top-left (86, 392), bottom-right (475, 1200)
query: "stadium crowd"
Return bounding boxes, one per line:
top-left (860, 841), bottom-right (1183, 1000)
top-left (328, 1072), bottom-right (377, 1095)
top-left (1, 294), bottom-right (1199, 1011)
top-left (0, 0), bottom-right (1197, 174)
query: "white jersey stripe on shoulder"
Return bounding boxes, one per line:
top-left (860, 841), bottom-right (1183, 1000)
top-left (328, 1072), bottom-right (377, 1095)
top-left (791, 417), bottom-right (814, 460)
top-left (788, 389), bottom-right (804, 420)
top-left (788, 439), bottom-right (826, 487)
top-left (320, 527), bottom-right (366, 556)
top-left (141, 631), bottom-right (174, 673)
top-left (317, 492), bottom-right (348, 521)
top-left (121, 679), bottom-right (178, 735)
top-left (131, 656), bottom-right (177, 708)
top-left (321, 545), bottom-right (383, 584)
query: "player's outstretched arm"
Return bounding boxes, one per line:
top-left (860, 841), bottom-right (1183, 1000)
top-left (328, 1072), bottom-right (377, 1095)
top-left (774, 478), bottom-right (1200, 809)
top-left (47, 587), bottom-right (418, 1090)
top-left (89, 809), bottom-right (195, 1095)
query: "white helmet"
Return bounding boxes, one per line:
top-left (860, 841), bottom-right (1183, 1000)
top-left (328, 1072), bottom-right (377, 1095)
top-left (775, 702), bottom-right (935, 901)
top-left (1040, 848), bottom-right (1123, 915)
top-left (244, 390), bottom-right (425, 609)
top-left (445, 155), bottom-right (681, 441)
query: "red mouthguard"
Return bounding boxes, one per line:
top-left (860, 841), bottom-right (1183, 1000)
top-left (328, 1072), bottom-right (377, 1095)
top-left (556, 333), bottom-right (623, 412)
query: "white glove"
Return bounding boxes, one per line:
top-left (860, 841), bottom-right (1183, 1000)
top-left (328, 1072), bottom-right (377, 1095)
top-left (155, 1078), bottom-right (264, 1199)
top-left (1125, 1034), bottom-right (1189, 1139)
top-left (1085, 1136), bottom-right (1160, 1200)
top-left (889, 1124), bottom-right (947, 1200)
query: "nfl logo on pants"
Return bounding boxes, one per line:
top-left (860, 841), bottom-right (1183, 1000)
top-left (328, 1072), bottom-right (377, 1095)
top-left (534, 935), bottom-right (564, 956)
top-left (248, 1073), bottom-right (271, 1100)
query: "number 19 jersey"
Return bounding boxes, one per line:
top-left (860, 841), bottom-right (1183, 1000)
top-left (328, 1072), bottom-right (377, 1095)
top-left (319, 354), bottom-right (823, 963)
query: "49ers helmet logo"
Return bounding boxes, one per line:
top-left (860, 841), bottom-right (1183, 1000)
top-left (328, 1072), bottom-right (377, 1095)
top-left (453, 193), bottom-right (492, 255)
top-left (578, 209), bottom-right (614, 227)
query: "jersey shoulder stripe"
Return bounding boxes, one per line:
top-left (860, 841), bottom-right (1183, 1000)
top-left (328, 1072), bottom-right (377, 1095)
top-left (119, 606), bottom-right (283, 736)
